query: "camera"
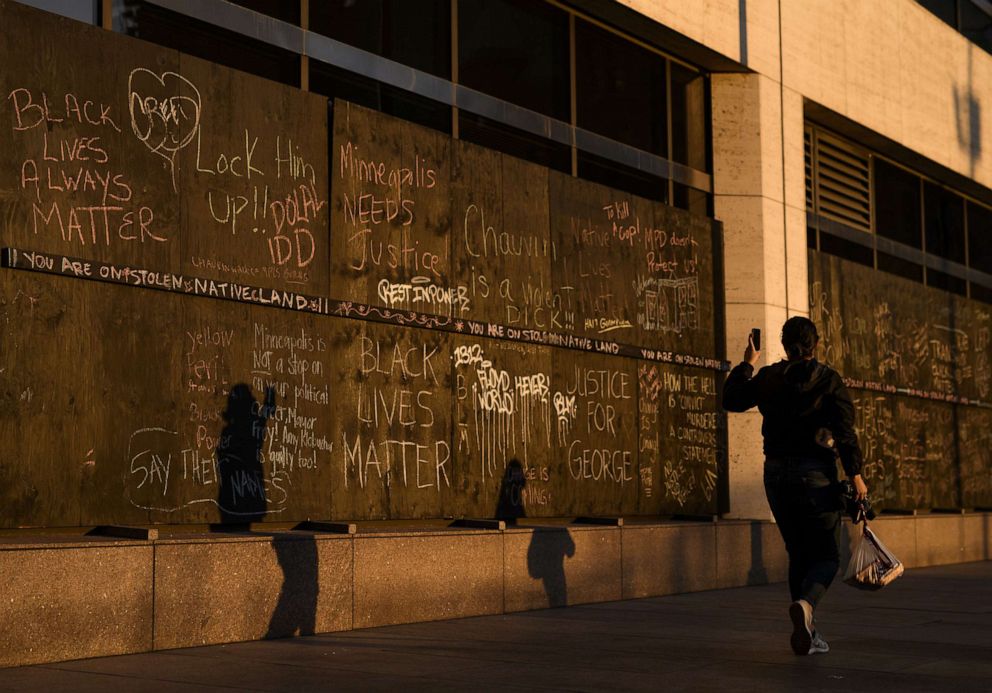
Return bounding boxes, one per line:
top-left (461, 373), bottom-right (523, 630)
top-left (839, 480), bottom-right (876, 522)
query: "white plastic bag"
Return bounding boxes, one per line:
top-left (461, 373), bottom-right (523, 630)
top-left (843, 522), bottom-right (904, 590)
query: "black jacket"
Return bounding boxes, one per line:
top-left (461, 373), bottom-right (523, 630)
top-left (722, 359), bottom-right (863, 477)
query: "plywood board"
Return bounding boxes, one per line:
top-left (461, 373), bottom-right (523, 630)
top-left (176, 53), bottom-right (330, 294)
top-left (637, 203), bottom-right (715, 357)
top-left (552, 351), bottom-right (639, 517)
top-left (330, 321), bottom-right (452, 520)
top-left (0, 1), bottom-right (180, 271)
top-left (549, 172), bottom-right (643, 343)
top-left (330, 101), bottom-right (451, 311)
top-left (957, 406), bottom-right (992, 508)
top-left (451, 335), bottom-right (554, 519)
top-left (641, 362), bottom-right (722, 516)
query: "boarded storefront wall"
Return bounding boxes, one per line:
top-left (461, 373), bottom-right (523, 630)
top-left (0, 2), bottom-right (725, 528)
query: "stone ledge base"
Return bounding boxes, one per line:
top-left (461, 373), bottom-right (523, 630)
top-left (1, 513), bottom-right (988, 668)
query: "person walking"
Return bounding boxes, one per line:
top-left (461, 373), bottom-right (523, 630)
top-left (722, 316), bottom-right (868, 656)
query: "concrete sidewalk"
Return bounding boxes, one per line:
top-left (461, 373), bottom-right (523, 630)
top-left (2, 561), bottom-right (989, 692)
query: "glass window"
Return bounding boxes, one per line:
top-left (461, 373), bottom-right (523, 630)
top-left (459, 112), bottom-right (570, 171)
top-left (458, 0), bottom-right (569, 119)
top-left (924, 182), bottom-right (966, 264)
top-left (972, 282), bottom-right (992, 304)
top-left (820, 232), bottom-right (873, 268)
top-left (310, 0), bottom-right (450, 78)
top-left (17, 0), bottom-right (98, 24)
top-left (967, 201), bottom-right (992, 275)
top-left (877, 252), bottom-right (923, 283)
top-left (228, 0), bottom-right (299, 25)
top-left (577, 152), bottom-right (666, 203)
top-left (312, 63), bottom-right (451, 134)
top-left (113, 0), bottom-right (300, 86)
top-left (575, 18), bottom-right (667, 156)
top-left (917, 0), bottom-right (958, 27)
top-left (673, 183), bottom-right (709, 216)
top-left (960, 0), bottom-right (992, 53)
top-left (927, 268), bottom-right (968, 296)
top-left (874, 158), bottom-right (922, 248)
top-left (670, 62), bottom-right (707, 171)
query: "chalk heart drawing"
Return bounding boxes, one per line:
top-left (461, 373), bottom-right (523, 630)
top-left (127, 68), bottom-right (201, 191)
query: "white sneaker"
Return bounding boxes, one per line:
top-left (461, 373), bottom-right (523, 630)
top-left (789, 600), bottom-right (814, 655)
top-left (809, 629), bottom-right (829, 655)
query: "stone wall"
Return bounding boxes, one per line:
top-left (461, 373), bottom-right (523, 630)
top-left (2, 514), bottom-right (988, 667)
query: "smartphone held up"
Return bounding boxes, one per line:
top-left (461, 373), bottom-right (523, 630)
top-left (750, 328), bottom-right (761, 351)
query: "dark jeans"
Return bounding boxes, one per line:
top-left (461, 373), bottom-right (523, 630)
top-left (764, 457), bottom-right (843, 609)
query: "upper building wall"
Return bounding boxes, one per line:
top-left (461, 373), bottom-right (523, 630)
top-left (617, 0), bottom-right (744, 64)
top-left (620, 0), bottom-right (992, 190)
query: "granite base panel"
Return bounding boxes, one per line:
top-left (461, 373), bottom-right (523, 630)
top-left (714, 520), bottom-right (788, 589)
top-left (0, 542), bottom-right (153, 668)
top-left (1, 513), bottom-right (988, 668)
top-left (915, 514), bottom-right (969, 567)
top-left (504, 526), bottom-right (622, 612)
top-left (153, 534), bottom-right (354, 650)
top-left (353, 532), bottom-right (503, 629)
top-left (961, 513), bottom-right (990, 563)
top-left (622, 524), bottom-right (718, 598)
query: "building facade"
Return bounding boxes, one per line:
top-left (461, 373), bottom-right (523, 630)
top-left (1, 0), bottom-right (990, 667)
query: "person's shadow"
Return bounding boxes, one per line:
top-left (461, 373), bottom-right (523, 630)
top-left (496, 459), bottom-right (527, 525)
top-left (527, 526), bottom-right (575, 608)
top-left (216, 384), bottom-right (272, 525)
top-left (214, 384), bottom-right (318, 638)
top-left (495, 459), bottom-right (576, 608)
top-left (266, 533), bottom-right (318, 638)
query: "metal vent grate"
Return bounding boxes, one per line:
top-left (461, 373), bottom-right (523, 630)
top-left (804, 126), bottom-right (814, 210)
top-left (814, 133), bottom-right (871, 230)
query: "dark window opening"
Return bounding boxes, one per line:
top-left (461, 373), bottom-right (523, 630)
top-left (312, 62), bottom-right (451, 135)
top-left (877, 252), bottom-right (924, 283)
top-left (960, 0), bottom-right (992, 54)
top-left (575, 18), bottom-right (667, 157)
top-left (113, 0), bottom-right (299, 86)
top-left (917, 0), bottom-right (958, 27)
top-left (971, 282), bottom-right (992, 304)
top-left (820, 232), bottom-right (873, 268)
top-left (873, 158), bottom-right (922, 248)
top-left (459, 112), bottom-right (570, 172)
top-left (924, 182), bottom-right (966, 263)
top-left (967, 200), bottom-right (992, 275)
top-left (670, 62), bottom-right (707, 170)
top-left (310, 0), bottom-right (451, 78)
top-left (927, 268), bottom-right (968, 296)
top-left (458, 0), bottom-right (568, 119)
top-left (673, 183), bottom-right (708, 216)
top-left (19, 0), bottom-right (98, 24)
top-left (916, 1), bottom-right (992, 55)
top-left (227, 0), bottom-right (299, 25)
top-left (577, 151), bottom-right (667, 203)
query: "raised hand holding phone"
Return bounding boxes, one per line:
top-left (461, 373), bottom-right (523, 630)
top-left (745, 328), bottom-right (761, 366)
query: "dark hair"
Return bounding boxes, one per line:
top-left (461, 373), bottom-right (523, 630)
top-left (781, 316), bottom-right (819, 360)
